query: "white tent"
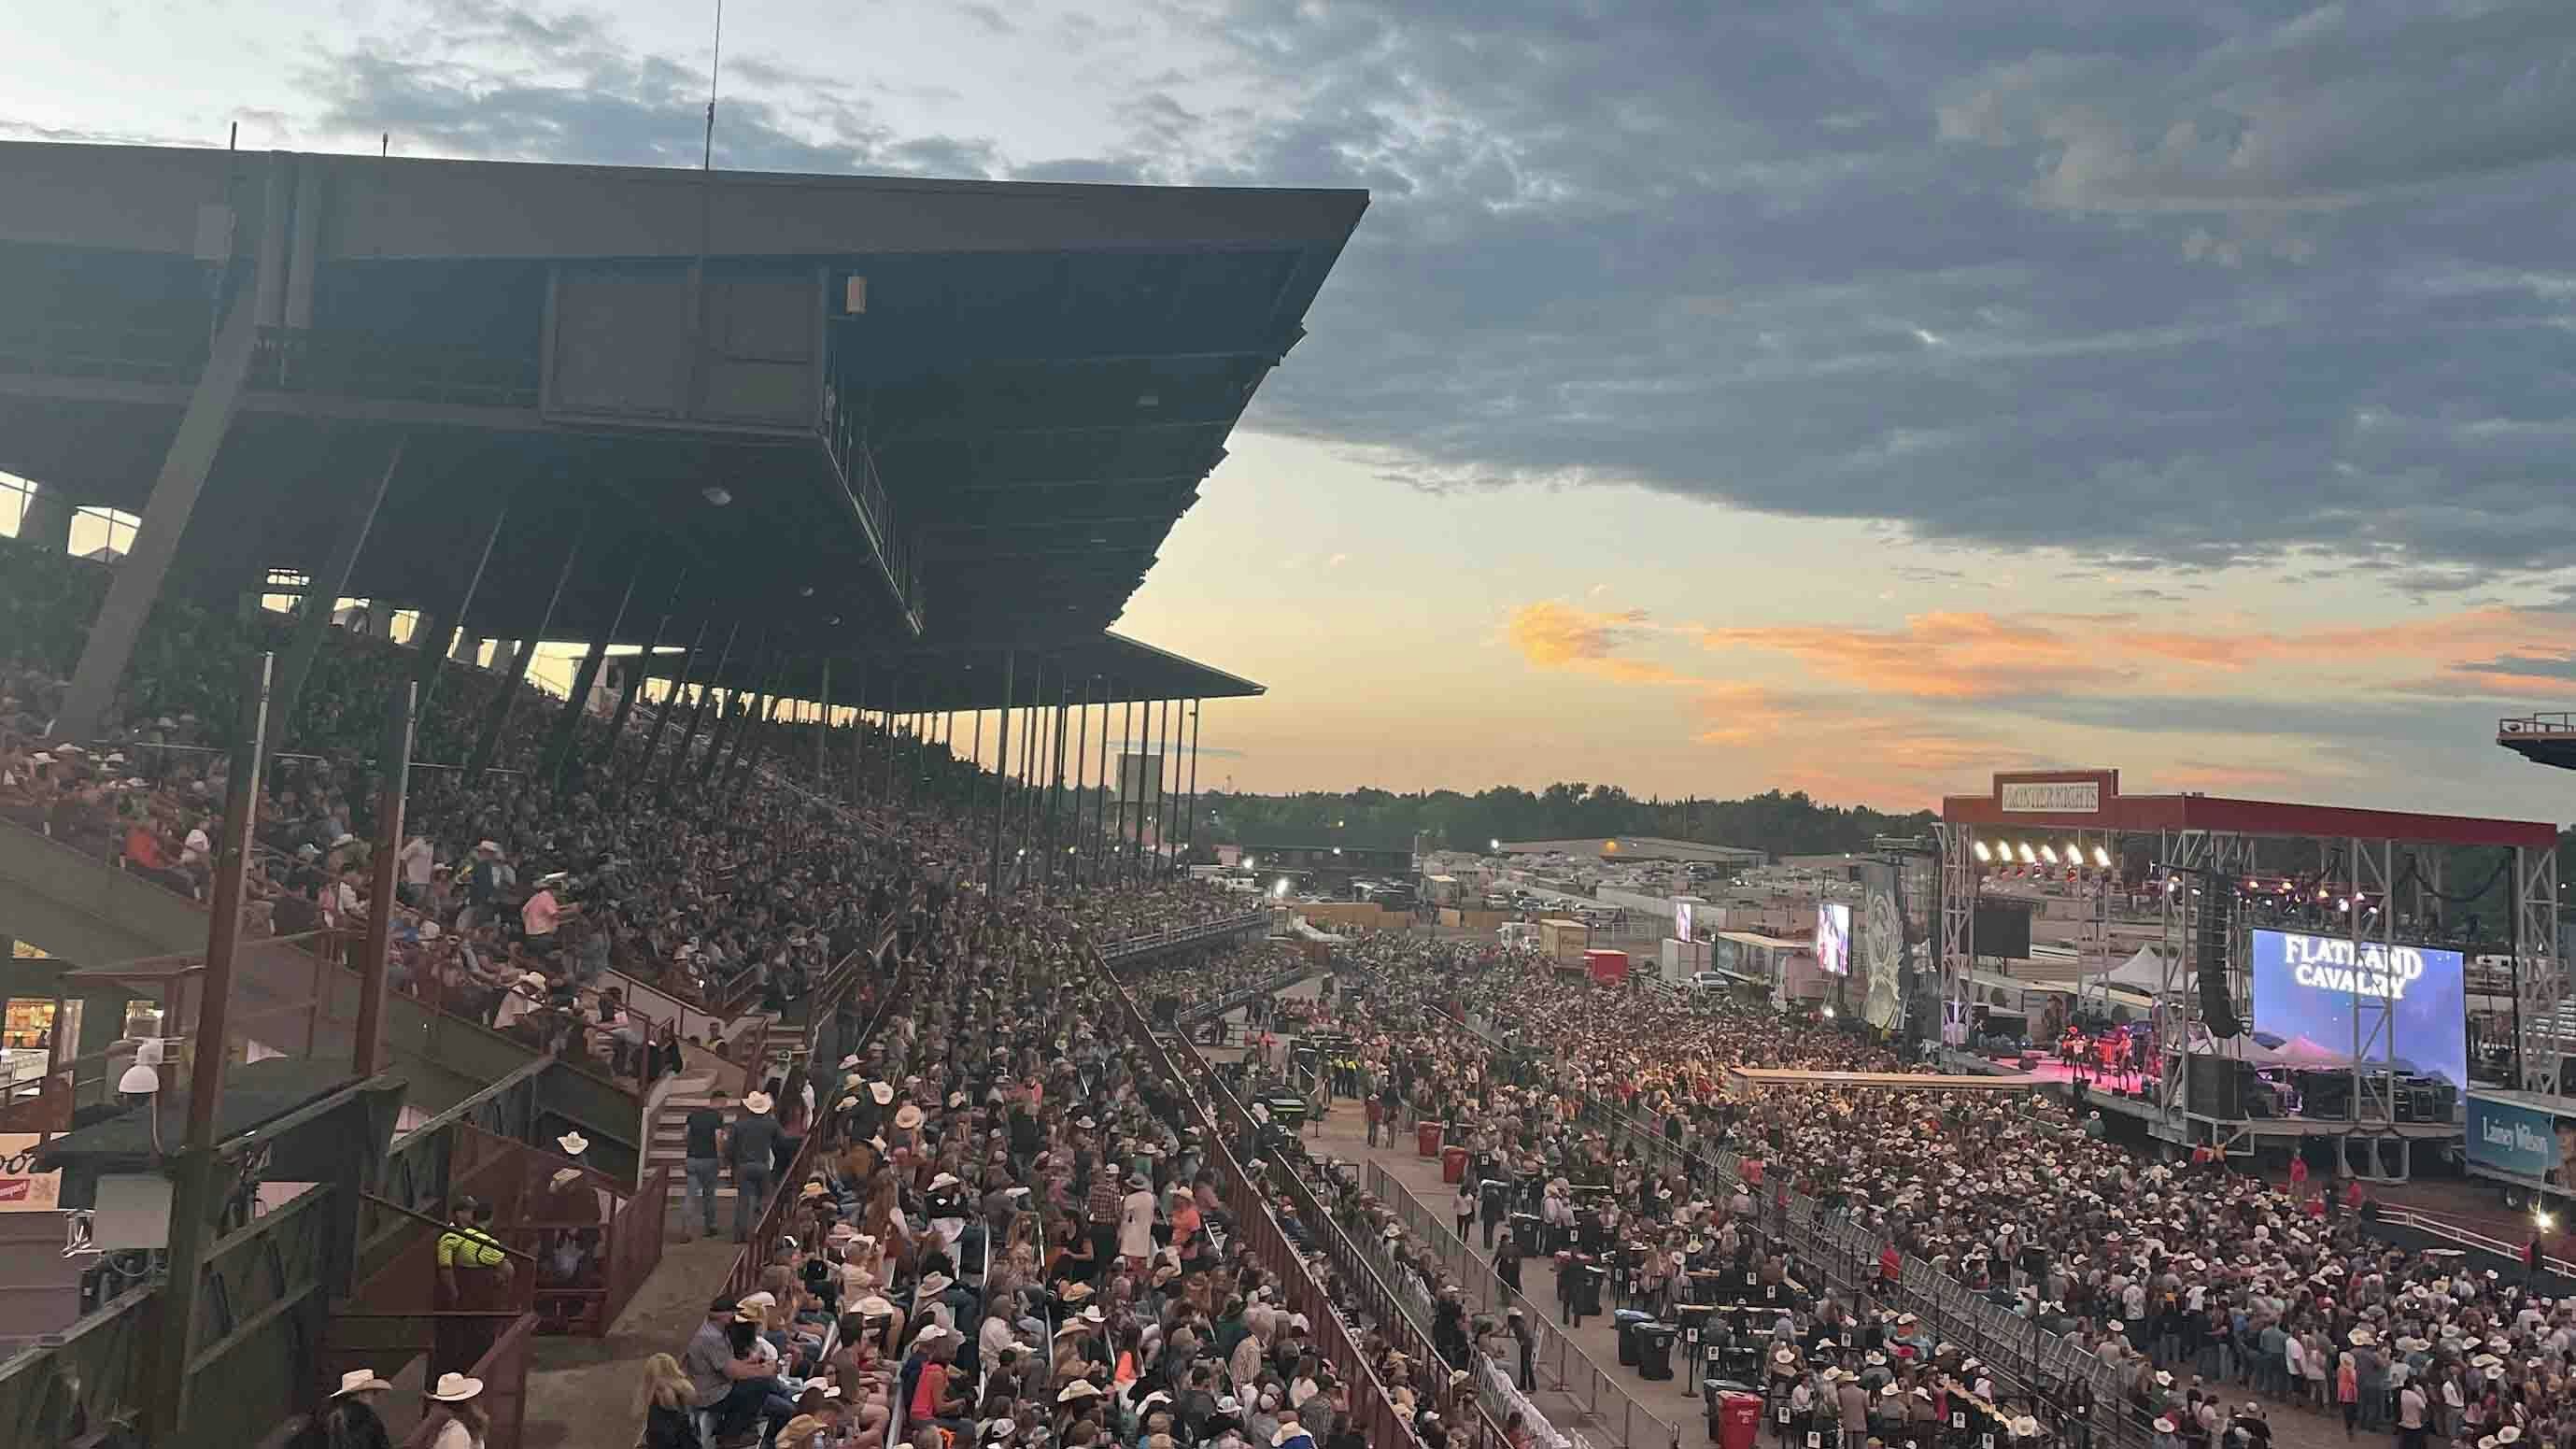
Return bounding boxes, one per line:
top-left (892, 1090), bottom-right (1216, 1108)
top-left (2086, 943), bottom-right (2178, 995)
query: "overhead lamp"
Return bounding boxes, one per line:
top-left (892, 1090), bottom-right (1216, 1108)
top-left (119, 1062), bottom-right (162, 1095)
top-left (800, 586), bottom-right (815, 598)
top-left (1972, 841), bottom-right (1991, 862)
top-left (2092, 845), bottom-right (2112, 868)
top-left (2063, 842), bottom-right (2081, 863)
top-left (2039, 845), bottom-right (2058, 864)
top-left (701, 486), bottom-right (733, 506)
top-left (2017, 843), bottom-right (2037, 864)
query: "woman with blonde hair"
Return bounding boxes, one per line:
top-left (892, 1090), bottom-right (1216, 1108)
top-left (635, 1353), bottom-right (696, 1449)
top-left (422, 1372), bottom-right (488, 1449)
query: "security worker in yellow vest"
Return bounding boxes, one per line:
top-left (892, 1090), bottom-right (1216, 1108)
top-left (436, 1196), bottom-right (511, 1308)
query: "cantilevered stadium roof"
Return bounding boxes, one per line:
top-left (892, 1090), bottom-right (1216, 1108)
top-left (634, 629), bottom-right (1265, 711)
top-left (0, 145), bottom-right (1366, 654)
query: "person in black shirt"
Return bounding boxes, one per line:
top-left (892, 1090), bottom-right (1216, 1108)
top-left (681, 1089), bottom-right (729, 1242)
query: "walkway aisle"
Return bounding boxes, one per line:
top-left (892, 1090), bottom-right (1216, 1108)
top-left (517, 1240), bottom-right (741, 1449)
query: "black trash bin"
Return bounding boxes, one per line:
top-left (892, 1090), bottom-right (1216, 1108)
top-left (1614, 1309), bottom-right (1653, 1365)
top-left (1636, 1323), bottom-right (1679, 1381)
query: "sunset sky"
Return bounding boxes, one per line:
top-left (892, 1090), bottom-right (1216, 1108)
top-left (11, 1), bottom-right (2576, 818)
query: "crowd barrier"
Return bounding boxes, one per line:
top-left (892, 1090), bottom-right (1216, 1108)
top-left (1365, 1159), bottom-right (1677, 1449)
top-left (1099, 908), bottom-right (1278, 964)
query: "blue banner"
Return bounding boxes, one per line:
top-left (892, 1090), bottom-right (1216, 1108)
top-left (2468, 1096), bottom-right (2561, 1178)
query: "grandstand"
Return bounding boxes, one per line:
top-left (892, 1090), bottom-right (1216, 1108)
top-left (0, 142), bottom-right (1375, 1449)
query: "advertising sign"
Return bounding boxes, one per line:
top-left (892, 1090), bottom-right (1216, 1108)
top-left (1675, 901), bottom-right (1695, 943)
top-left (2247, 929), bottom-right (2467, 1087)
top-left (1815, 901), bottom-right (1851, 977)
top-left (2468, 1096), bottom-right (2561, 1179)
top-left (2000, 781), bottom-right (2101, 813)
top-left (0, 1133), bottom-right (62, 1213)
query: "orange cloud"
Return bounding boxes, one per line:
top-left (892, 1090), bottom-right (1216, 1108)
top-left (1504, 601), bottom-right (1691, 685)
top-left (1692, 611), bottom-right (2131, 700)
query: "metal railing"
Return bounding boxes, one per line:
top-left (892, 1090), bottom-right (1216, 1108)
top-left (1100, 908), bottom-right (1278, 963)
top-left (1366, 1159), bottom-right (1677, 1449)
top-left (1087, 954), bottom-right (1469, 1449)
top-left (1172, 959), bottom-right (1330, 1030)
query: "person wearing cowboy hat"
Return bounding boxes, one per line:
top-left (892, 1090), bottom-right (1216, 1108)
top-left (289, 1368), bottom-right (396, 1449)
top-left (728, 1090), bottom-right (781, 1243)
top-left (423, 1371), bottom-right (488, 1449)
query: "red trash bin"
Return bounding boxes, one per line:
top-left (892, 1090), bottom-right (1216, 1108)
top-left (1417, 1120), bottom-right (1445, 1157)
top-left (1442, 1145), bottom-right (1468, 1184)
top-left (1720, 1392), bottom-right (1763, 1449)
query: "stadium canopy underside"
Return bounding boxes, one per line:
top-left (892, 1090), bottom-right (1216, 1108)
top-left (632, 629), bottom-right (1267, 710)
top-left (0, 144), bottom-right (1366, 669)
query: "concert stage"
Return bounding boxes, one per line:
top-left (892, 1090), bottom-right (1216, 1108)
top-left (1724, 1066), bottom-right (2039, 1092)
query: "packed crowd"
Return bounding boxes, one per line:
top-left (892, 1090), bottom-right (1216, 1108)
top-left (637, 860), bottom-right (1387, 1449)
top-left (1257, 930), bottom-right (2576, 1449)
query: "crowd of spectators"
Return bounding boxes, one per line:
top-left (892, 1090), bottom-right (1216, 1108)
top-left (1250, 930), bottom-right (2576, 1449)
top-left (647, 829), bottom-right (1387, 1449)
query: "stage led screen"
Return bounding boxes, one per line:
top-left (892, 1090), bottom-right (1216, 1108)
top-left (1675, 902), bottom-right (1695, 942)
top-left (2247, 929), bottom-right (2466, 1087)
top-left (1816, 901), bottom-right (1851, 977)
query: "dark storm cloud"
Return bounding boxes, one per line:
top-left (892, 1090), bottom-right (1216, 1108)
top-left (1158, 0), bottom-right (2576, 573)
top-left (302, 1), bottom-right (2576, 573)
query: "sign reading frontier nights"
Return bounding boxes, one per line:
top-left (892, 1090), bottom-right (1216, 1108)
top-left (2275, 931), bottom-right (2431, 1001)
top-left (1999, 781), bottom-right (2100, 813)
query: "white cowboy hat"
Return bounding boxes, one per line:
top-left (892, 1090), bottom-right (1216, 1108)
top-left (839, 1054), bottom-right (860, 1069)
top-left (333, 1369), bottom-right (394, 1398)
top-left (1057, 1382), bottom-right (1102, 1402)
top-left (743, 1092), bottom-right (774, 1115)
top-left (870, 1082), bottom-right (895, 1105)
top-left (517, 972), bottom-right (546, 989)
top-left (556, 1131), bottom-right (588, 1156)
top-left (427, 1372), bottom-right (485, 1402)
top-left (894, 1104), bottom-right (924, 1129)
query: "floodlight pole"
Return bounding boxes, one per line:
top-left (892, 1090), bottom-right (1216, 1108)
top-left (987, 651), bottom-right (1013, 894)
top-left (1071, 676), bottom-right (1092, 886)
top-left (147, 650), bottom-right (275, 1442)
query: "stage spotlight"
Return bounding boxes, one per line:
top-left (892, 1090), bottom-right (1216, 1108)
top-left (1973, 840), bottom-right (1992, 862)
top-left (2336, 897), bottom-right (2350, 912)
top-left (2039, 845), bottom-right (2058, 864)
top-left (2093, 845), bottom-right (2111, 868)
top-left (2017, 843), bottom-right (2037, 864)
top-left (2063, 842), bottom-right (2081, 864)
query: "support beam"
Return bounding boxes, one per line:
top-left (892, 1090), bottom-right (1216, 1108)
top-left (467, 525), bottom-right (585, 784)
top-left (660, 622), bottom-right (739, 789)
top-left (276, 435), bottom-right (406, 740)
top-left (18, 482), bottom-right (75, 553)
top-left (51, 286), bottom-right (262, 745)
top-left (546, 559), bottom-right (642, 780)
top-left (987, 652), bottom-right (1013, 895)
top-left (1071, 676), bottom-right (1091, 887)
top-left (355, 683), bottom-right (415, 1077)
top-left (1183, 699), bottom-right (1202, 862)
top-left (1093, 684), bottom-right (1112, 883)
top-left (632, 616), bottom-right (710, 785)
top-left (414, 502), bottom-right (509, 722)
top-left (144, 651), bottom-right (275, 1442)
top-left (814, 658), bottom-right (831, 788)
top-left (598, 570), bottom-right (686, 767)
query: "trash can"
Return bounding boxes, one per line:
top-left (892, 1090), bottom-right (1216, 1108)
top-left (1715, 1387), bottom-right (1763, 1449)
top-left (1418, 1120), bottom-right (1446, 1157)
top-left (1442, 1145), bottom-right (1469, 1184)
top-left (1614, 1308), bottom-right (1653, 1365)
top-left (1636, 1324), bottom-right (1678, 1382)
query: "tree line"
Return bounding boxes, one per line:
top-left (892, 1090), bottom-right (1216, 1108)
top-left (1196, 783), bottom-right (1936, 858)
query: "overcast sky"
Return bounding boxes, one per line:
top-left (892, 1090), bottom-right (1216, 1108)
top-left (12, 0), bottom-right (2576, 817)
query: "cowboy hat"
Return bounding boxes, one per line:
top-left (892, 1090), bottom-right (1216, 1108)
top-left (743, 1092), bottom-right (774, 1115)
top-left (867, 1081), bottom-right (893, 1104)
top-left (894, 1104), bottom-right (924, 1129)
top-left (839, 1054), bottom-right (860, 1069)
top-left (333, 1369), bottom-right (394, 1398)
top-left (1127, 1171), bottom-right (1151, 1190)
top-left (854, 1295), bottom-right (895, 1317)
top-left (550, 1167), bottom-right (583, 1191)
top-left (1057, 1382), bottom-right (1103, 1402)
top-left (427, 1372), bottom-right (485, 1402)
top-left (800, 1181), bottom-right (827, 1200)
top-left (556, 1130), bottom-right (588, 1156)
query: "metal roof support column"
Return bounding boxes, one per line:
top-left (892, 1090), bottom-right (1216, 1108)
top-left (860, 657), bottom-right (881, 799)
top-left (546, 559), bottom-right (642, 782)
top-left (886, 676), bottom-right (904, 803)
top-left (815, 659), bottom-right (831, 788)
top-left (968, 703), bottom-right (984, 814)
top-left (17, 480), bottom-right (74, 554)
top-left (1071, 676), bottom-right (1093, 888)
top-left (729, 680), bottom-right (784, 793)
top-left (713, 652), bottom-right (780, 784)
top-left (1094, 684), bottom-right (1113, 885)
top-left (355, 681), bottom-right (416, 1077)
top-left (631, 616), bottom-right (710, 787)
top-left (987, 652), bottom-right (1014, 896)
top-left (598, 570), bottom-right (686, 767)
top-left (468, 522), bottom-right (586, 786)
top-left (1042, 675), bottom-right (1068, 898)
top-left (658, 621), bottom-right (738, 789)
top-left (701, 637), bottom-right (771, 783)
top-left (1114, 690), bottom-right (1135, 887)
top-left (1184, 699), bottom-right (1202, 862)
top-left (51, 274), bottom-right (263, 746)
top-left (1157, 698), bottom-right (1178, 880)
top-left (276, 434), bottom-right (405, 741)
top-left (143, 651), bottom-right (274, 1443)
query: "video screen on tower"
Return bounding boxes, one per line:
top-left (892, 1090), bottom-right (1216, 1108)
top-left (2246, 929), bottom-right (2466, 1087)
top-left (1815, 901), bottom-right (1851, 976)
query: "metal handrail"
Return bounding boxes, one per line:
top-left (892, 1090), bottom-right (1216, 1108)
top-left (1099, 908), bottom-right (1276, 962)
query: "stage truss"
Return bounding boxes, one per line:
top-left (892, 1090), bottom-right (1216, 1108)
top-left (1935, 805), bottom-right (2560, 1178)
